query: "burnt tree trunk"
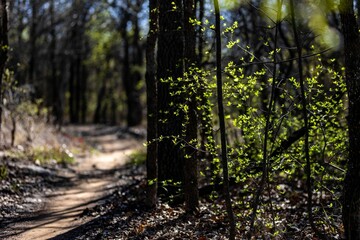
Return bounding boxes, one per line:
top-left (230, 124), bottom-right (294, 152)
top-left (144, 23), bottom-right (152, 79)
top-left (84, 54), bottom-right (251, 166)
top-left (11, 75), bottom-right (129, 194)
top-left (340, 0), bottom-right (360, 239)
top-left (157, 0), bottom-right (185, 191)
top-left (183, 0), bottom-right (199, 212)
top-left (145, 0), bottom-right (158, 208)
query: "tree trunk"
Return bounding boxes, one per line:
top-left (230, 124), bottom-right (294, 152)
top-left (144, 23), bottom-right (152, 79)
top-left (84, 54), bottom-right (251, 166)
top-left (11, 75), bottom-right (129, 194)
top-left (120, 10), bottom-right (133, 126)
top-left (75, 55), bottom-right (81, 123)
top-left (120, 3), bottom-right (143, 127)
top-left (145, 0), bottom-right (158, 208)
top-left (128, 8), bottom-right (143, 126)
top-left (183, 0), bottom-right (199, 213)
top-left (213, 0), bottom-right (236, 238)
top-left (28, 0), bottom-right (37, 84)
top-left (197, 0), bottom-right (204, 65)
top-left (157, 0), bottom-right (185, 189)
top-left (93, 80), bottom-right (107, 123)
top-left (68, 0), bottom-right (88, 124)
top-left (69, 61), bottom-right (76, 122)
top-left (80, 60), bottom-right (88, 123)
top-left (0, 0), bottom-right (8, 142)
top-left (340, 1), bottom-right (360, 239)
top-left (49, 0), bottom-right (60, 124)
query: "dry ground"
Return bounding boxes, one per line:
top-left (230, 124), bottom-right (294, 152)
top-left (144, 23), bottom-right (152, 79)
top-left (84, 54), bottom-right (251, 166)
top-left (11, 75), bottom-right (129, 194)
top-left (0, 124), bottom-right (143, 240)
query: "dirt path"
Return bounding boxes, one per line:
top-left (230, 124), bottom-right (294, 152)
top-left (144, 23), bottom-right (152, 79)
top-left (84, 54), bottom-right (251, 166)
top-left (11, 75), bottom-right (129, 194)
top-left (3, 125), bottom-right (143, 240)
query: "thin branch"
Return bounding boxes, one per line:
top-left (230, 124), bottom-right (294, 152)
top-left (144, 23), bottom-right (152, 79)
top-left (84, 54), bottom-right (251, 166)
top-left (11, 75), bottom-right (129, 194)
top-left (289, 1), bottom-right (327, 239)
top-left (213, 0), bottom-right (236, 239)
top-left (236, 48), bottom-right (331, 68)
top-left (249, 1), bottom-right (282, 236)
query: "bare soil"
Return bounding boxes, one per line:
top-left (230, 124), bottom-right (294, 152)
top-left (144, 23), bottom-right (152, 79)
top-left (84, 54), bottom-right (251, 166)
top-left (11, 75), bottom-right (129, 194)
top-left (0, 125), bottom-right (143, 240)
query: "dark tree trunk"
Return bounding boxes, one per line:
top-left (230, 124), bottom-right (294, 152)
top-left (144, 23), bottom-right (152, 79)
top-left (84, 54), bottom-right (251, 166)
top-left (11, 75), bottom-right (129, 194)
top-left (28, 0), bottom-right (37, 84)
top-left (120, 10), bottom-right (131, 125)
top-left (75, 55), bottom-right (81, 123)
top-left (49, 0), bottom-right (57, 115)
top-left (93, 75), bottom-right (107, 123)
top-left (145, 0), bottom-right (158, 208)
top-left (69, 10), bottom-right (78, 124)
top-left (68, 0), bottom-right (89, 124)
top-left (195, 0), bottom-right (216, 179)
top-left (183, 0), bottom-right (199, 212)
top-left (49, 0), bottom-right (62, 125)
top-left (110, 97), bottom-right (116, 124)
top-left (340, 0), bottom-right (360, 239)
top-left (120, 3), bottom-right (143, 127)
top-left (197, 0), bottom-right (204, 65)
top-left (357, 0), bottom-right (360, 23)
top-left (157, 0), bottom-right (185, 190)
top-left (0, 0), bottom-right (8, 141)
top-left (128, 9), bottom-right (143, 126)
top-left (80, 60), bottom-right (88, 123)
top-left (69, 61), bottom-right (76, 122)
top-left (14, 0), bottom-right (26, 85)
top-left (213, 0), bottom-right (236, 238)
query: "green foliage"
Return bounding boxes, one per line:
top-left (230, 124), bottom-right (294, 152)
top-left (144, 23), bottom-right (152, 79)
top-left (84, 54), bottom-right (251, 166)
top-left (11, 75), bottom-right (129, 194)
top-left (4, 144), bottom-right (74, 166)
top-left (148, 0), bottom-right (347, 236)
top-left (2, 69), bottom-right (48, 117)
top-left (159, 65), bottom-right (216, 152)
top-left (31, 146), bottom-right (75, 165)
top-left (260, 0), bottom-right (341, 50)
top-left (0, 165), bottom-right (8, 180)
top-left (28, 145), bottom-right (75, 164)
top-left (184, 3), bottom-right (347, 234)
top-left (85, 11), bottom-right (118, 110)
top-left (129, 149), bottom-right (147, 166)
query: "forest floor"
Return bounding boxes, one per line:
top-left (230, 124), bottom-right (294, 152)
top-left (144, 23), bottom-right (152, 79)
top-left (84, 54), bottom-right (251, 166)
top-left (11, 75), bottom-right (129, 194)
top-left (0, 124), bottom-right (146, 239)
top-left (0, 123), bottom-right (343, 239)
top-left (0, 124), bottom-right (231, 240)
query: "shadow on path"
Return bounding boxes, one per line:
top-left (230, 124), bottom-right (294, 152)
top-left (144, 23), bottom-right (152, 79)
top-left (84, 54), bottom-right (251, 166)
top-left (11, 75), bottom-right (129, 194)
top-left (0, 124), bottom-right (144, 240)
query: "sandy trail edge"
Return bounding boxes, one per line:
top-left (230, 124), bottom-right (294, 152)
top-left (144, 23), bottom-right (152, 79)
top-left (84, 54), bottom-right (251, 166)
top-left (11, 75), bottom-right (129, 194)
top-left (4, 125), bottom-right (142, 240)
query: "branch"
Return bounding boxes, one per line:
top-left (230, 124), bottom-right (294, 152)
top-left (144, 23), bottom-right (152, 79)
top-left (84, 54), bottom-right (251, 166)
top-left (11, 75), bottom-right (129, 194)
top-left (269, 127), bottom-right (306, 159)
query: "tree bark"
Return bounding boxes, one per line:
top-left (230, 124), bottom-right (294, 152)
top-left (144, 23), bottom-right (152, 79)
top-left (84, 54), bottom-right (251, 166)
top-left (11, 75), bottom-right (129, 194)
top-left (340, 1), bottom-right (360, 239)
top-left (197, 0), bottom-right (204, 65)
top-left (0, 0), bottom-right (8, 142)
top-left (145, 0), bottom-right (158, 208)
top-left (157, 0), bottom-right (185, 188)
top-left (183, 0), bottom-right (199, 212)
top-left (28, 0), bottom-right (37, 84)
top-left (213, 0), bottom-right (236, 238)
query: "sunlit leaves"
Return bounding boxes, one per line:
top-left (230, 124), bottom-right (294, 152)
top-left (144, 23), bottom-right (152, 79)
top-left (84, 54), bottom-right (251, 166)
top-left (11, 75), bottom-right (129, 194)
top-left (259, 0), bottom-right (342, 50)
top-left (305, 3), bottom-right (342, 50)
top-left (220, 0), bottom-right (247, 10)
top-left (260, 0), bottom-right (287, 23)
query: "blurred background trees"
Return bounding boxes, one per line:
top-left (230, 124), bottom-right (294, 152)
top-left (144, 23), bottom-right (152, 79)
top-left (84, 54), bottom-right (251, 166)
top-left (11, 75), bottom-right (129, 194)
top-left (4, 0), bottom-right (146, 127)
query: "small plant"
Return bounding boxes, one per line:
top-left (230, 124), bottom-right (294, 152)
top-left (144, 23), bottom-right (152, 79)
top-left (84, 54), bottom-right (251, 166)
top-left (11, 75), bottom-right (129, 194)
top-left (0, 165), bottom-right (8, 180)
top-left (31, 145), bottom-right (75, 165)
top-left (129, 149), bottom-right (146, 166)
